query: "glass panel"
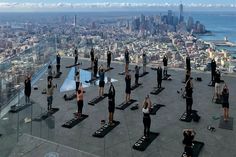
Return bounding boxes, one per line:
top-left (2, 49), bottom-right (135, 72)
top-left (60, 67), bottom-right (117, 92)
top-left (8, 134), bottom-right (98, 157)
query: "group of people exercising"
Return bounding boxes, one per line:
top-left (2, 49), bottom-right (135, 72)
top-left (22, 47), bottom-right (232, 157)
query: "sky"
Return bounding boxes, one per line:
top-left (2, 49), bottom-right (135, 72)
top-left (0, 0), bottom-right (235, 4)
top-left (0, 0), bottom-right (235, 12)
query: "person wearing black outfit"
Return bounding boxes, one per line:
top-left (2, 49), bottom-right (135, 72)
top-left (185, 78), bottom-right (193, 117)
top-left (182, 129), bottom-right (196, 157)
top-left (47, 64), bottom-right (53, 81)
top-left (221, 84), bottom-right (229, 121)
top-left (98, 66), bottom-right (105, 96)
top-left (75, 69), bottom-right (80, 92)
top-left (157, 66), bottom-right (162, 88)
top-left (185, 70), bottom-right (191, 83)
top-left (125, 48), bottom-right (129, 73)
top-left (211, 59), bottom-right (216, 82)
top-left (107, 51), bottom-right (112, 69)
top-left (74, 47), bottom-right (78, 65)
top-left (90, 48), bottom-right (95, 68)
top-left (142, 52), bottom-right (147, 73)
top-left (93, 56), bottom-right (98, 78)
top-left (24, 75), bottom-right (31, 104)
top-left (56, 53), bottom-right (61, 74)
top-left (142, 95), bottom-right (152, 138)
top-left (214, 70), bottom-right (221, 100)
top-left (186, 55), bottom-right (191, 71)
top-left (125, 73), bottom-right (131, 103)
top-left (135, 65), bottom-right (140, 85)
top-left (163, 55), bottom-right (168, 77)
top-left (108, 83), bottom-right (115, 125)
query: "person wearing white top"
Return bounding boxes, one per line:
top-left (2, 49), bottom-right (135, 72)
top-left (142, 95), bottom-right (152, 138)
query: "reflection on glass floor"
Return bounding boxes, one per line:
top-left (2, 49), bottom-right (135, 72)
top-left (8, 134), bottom-right (98, 157)
top-left (0, 100), bottom-right (58, 157)
top-left (60, 67), bottom-right (117, 92)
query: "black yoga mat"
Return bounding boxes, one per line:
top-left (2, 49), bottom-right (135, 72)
top-left (62, 114), bottom-right (89, 129)
top-left (150, 104), bottom-right (165, 115)
top-left (9, 103), bottom-right (33, 113)
top-left (92, 121), bottom-right (120, 138)
top-left (116, 99), bottom-right (137, 110)
top-left (219, 116), bottom-right (234, 130)
top-left (182, 141), bottom-right (204, 157)
top-left (133, 132), bottom-right (160, 151)
top-left (88, 95), bottom-right (108, 105)
top-left (150, 87), bottom-right (165, 95)
top-left (34, 108), bottom-right (59, 121)
top-left (131, 83), bottom-right (142, 90)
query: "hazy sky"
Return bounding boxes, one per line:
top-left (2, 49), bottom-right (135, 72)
top-left (0, 0), bottom-right (235, 4)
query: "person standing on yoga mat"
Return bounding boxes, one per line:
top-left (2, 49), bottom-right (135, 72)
top-left (24, 74), bottom-right (31, 104)
top-left (75, 69), bottom-right (80, 92)
top-left (56, 52), bottom-right (61, 74)
top-left (186, 54), bottom-right (191, 71)
top-left (182, 129), bottom-right (196, 157)
top-left (142, 52), bottom-right (147, 73)
top-left (76, 83), bottom-right (84, 118)
top-left (211, 59), bottom-right (216, 82)
top-left (74, 47), bottom-right (78, 65)
top-left (163, 55), bottom-right (168, 77)
top-left (47, 63), bottom-right (53, 81)
top-left (214, 69), bottom-right (221, 101)
top-left (125, 72), bottom-right (131, 103)
top-left (142, 95), bottom-right (152, 138)
top-left (99, 65), bottom-right (105, 96)
top-left (47, 78), bottom-right (56, 111)
top-left (157, 66), bottom-right (162, 88)
top-left (135, 65), bottom-right (140, 85)
top-left (185, 78), bottom-right (193, 117)
top-left (93, 56), bottom-right (98, 78)
top-left (90, 48), bottom-right (95, 68)
top-left (125, 48), bottom-right (129, 73)
top-left (107, 51), bottom-right (112, 69)
top-left (221, 84), bottom-right (229, 121)
top-left (108, 83), bottom-right (115, 125)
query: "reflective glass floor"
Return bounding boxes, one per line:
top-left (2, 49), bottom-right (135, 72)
top-left (60, 67), bottom-right (117, 92)
top-left (8, 134), bottom-right (98, 157)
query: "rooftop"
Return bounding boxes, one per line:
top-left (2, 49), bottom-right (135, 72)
top-left (1, 57), bottom-right (236, 157)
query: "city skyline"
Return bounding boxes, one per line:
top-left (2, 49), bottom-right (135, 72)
top-left (0, 0), bottom-right (236, 12)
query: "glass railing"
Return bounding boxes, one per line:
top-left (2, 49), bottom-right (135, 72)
top-left (0, 37), bottom-right (57, 157)
top-left (0, 37), bottom-right (56, 111)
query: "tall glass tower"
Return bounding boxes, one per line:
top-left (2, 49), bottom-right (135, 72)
top-left (179, 3), bottom-right (184, 23)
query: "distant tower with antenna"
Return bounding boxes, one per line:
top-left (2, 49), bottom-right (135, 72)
top-left (74, 15), bottom-right (77, 27)
top-left (179, 2), bottom-right (184, 23)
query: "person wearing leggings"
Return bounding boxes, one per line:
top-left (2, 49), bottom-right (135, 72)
top-left (125, 73), bottom-right (131, 103)
top-left (90, 48), bottom-right (95, 68)
top-left (185, 78), bottom-right (193, 117)
top-left (107, 51), bottom-right (112, 69)
top-left (93, 56), bottom-right (98, 78)
top-left (76, 83), bottom-right (84, 118)
top-left (74, 47), bottom-right (78, 65)
top-left (108, 83), bottom-right (115, 125)
top-left (142, 95), bottom-right (152, 138)
top-left (135, 65), bottom-right (140, 85)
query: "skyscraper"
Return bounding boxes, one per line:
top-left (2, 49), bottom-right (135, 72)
top-left (74, 15), bottom-right (77, 27)
top-left (179, 3), bottom-right (184, 23)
